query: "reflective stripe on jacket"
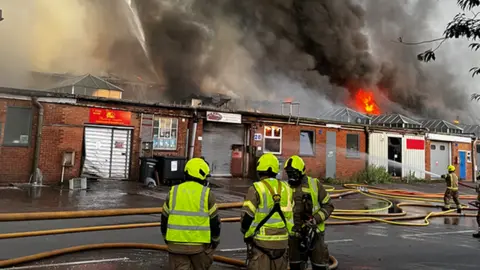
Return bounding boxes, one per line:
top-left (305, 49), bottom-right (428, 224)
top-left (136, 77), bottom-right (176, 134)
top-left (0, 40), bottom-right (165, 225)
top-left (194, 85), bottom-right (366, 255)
top-left (305, 177), bottom-right (331, 232)
top-left (446, 173), bottom-right (459, 191)
top-left (244, 178), bottom-right (294, 242)
top-left (165, 181), bottom-right (211, 244)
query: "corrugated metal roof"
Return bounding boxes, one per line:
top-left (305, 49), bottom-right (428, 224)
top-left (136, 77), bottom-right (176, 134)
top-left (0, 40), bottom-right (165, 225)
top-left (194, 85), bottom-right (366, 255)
top-left (50, 74), bottom-right (124, 91)
top-left (372, 114), bottom-right (422, 126)
top-left (459, 124), bottom-right (480, 136)
top-left (420, 119), bottom-right (463, 131)
top-left (319, 107), bottom-right (371, 124)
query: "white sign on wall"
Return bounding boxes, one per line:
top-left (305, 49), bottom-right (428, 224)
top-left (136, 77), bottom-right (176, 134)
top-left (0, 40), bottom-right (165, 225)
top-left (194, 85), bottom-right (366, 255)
top-left (254, 133), bottom-right (262, 141)
top-left (206, 111), bottom-right (242, 124)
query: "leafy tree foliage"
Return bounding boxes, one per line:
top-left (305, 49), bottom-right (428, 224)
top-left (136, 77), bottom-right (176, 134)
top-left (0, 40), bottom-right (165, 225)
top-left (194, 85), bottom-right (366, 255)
top-left (405, 1), bottom-right (480, 100)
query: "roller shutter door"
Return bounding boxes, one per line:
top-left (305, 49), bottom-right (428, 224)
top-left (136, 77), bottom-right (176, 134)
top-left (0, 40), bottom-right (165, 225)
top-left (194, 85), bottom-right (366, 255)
top-left (430, 141), bottom-right (450, 179)
top-left (83, 126), bottom-right (132, 179)
top-left (202, 123), bottom-right (244, 177)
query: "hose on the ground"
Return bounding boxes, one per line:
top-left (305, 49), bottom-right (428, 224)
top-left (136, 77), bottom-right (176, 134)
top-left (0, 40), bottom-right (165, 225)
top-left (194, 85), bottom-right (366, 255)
top-left (0, 243), bottom-right (338, 269)
top-left (0, 183), bottom-right (478, 269)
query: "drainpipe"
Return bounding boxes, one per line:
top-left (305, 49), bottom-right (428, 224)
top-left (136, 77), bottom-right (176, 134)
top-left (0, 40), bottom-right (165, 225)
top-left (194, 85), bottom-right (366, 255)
top-left (472, 137), bottom-right (477, 183)
top-left (364, 126), bottom-right (370, 169)
top-left (32, 98), bottom-right (44, 185)
top-left (188, 109), bottom-right (198, 159)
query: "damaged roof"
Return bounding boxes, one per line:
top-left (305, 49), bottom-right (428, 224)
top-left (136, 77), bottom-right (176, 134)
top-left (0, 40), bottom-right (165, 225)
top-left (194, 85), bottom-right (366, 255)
top-left (372, 114), bottom-right (422, 128)
top-left (420, 119), bottom-right (463, 134)
top-left (50, 74), bottom-right (124, 92)
top-left (319, 107), bottom-right (372, 124)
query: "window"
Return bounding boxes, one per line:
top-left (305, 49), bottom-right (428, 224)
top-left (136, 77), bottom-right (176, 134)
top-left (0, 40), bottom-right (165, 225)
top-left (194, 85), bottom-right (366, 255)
top-left (477, 144), bottom-right (480, 154)
top-left (153, 117), bottom-right (178, 150)
top-left (440, 145), bottom-right (446, 151)
top-left (264, 126), bottom-right (282, 154)
top-left (431, 145), bottom-right (436, 150)
top-left (3, 107), bottom-right (32, 146)
top-left (299, 130), bottom-right (315, 156)
top-left (346, 134), bottom-right (360, 158)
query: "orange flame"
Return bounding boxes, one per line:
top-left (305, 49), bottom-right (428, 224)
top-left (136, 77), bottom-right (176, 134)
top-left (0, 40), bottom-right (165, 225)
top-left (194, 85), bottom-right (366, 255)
top-left (354, 89), bottom-right (380, 115)
top-left (284, 97), bottom-right (293, 102)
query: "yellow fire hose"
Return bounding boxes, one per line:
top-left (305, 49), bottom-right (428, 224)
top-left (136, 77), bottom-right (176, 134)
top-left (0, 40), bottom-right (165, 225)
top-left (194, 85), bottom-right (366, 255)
top-left (0, 183), bottom-right (478, 269)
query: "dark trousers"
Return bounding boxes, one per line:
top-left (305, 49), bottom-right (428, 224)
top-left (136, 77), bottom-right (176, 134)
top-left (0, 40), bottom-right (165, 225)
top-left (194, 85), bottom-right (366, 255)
top-left (168, 250), bottom-right (213, 270)
top-left (246, 245), bottom-right (288, 270)
top-left (289, 233), bottom-right (330, 270)
top-left (444, 189), bottom-right (460, 208)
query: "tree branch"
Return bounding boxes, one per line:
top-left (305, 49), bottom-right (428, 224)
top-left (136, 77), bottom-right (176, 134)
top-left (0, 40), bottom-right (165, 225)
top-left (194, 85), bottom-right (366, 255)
top-left (392, 36), bottom-right (446, 45)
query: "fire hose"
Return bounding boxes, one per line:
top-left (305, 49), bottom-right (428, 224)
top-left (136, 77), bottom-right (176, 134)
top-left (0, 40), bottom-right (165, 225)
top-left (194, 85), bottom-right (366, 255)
top-left (0, 184), bottom-right (478, 269)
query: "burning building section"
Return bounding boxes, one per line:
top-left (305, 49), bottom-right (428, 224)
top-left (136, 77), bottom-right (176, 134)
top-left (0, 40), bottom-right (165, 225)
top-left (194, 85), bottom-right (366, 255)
top-left (0, 0), bottom-right (474, 123)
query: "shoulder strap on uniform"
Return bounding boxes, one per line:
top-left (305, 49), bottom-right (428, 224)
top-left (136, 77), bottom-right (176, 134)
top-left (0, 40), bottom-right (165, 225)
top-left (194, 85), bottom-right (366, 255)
top-left (254, 180), bottom-right (288, 236)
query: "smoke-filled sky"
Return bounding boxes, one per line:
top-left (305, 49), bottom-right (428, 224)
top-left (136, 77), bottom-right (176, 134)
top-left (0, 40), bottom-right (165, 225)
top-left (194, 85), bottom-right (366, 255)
top-left (0, 0), bottom-right (479, 122)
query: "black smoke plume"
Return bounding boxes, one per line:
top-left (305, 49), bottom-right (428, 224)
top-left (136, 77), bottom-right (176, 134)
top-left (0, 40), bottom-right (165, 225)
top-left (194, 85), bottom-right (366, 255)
top-left (98, 0), bottom-right (470, 120)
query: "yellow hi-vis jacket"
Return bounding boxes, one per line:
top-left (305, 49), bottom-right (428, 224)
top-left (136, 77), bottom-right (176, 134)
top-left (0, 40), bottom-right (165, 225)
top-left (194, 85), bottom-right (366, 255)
top-left (446, 173), bottom-right (459, 191)
top-left (302, 176), bottom-right (331, 232)
top-left (244, 178), bottom-right (294, 242)
top-left (164, 181), bottom-right (213, 244)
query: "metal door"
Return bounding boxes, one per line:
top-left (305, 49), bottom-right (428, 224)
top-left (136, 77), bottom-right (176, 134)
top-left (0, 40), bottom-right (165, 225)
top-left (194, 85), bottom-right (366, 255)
top-left (202, 123), bottom-right (244, 177)
top-left (459, 151), bottom-right (466, 180)
top-left (430, 141), bottom-right (450, 179)
top-left (110, 129), bottom-right (132, 179)
top-left (83, 126), bottom-right (132, 179)
top-left (326, 131), bottom-right (336, 179)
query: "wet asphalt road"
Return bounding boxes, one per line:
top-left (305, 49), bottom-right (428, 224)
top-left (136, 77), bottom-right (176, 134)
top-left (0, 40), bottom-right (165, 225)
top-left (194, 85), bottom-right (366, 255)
top-left (1, 180), bottom-right (480, 269)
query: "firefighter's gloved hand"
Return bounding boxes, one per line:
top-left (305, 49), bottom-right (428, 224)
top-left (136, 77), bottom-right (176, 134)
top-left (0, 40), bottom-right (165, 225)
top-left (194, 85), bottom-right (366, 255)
top-left (306, 216), bottom-right (317, 227)
top-left (244, 237), bottom-right (253, 244)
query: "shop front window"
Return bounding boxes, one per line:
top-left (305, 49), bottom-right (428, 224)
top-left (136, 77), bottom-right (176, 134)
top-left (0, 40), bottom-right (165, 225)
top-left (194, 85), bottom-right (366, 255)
top-left (264, 126), bottom-right (282, 154)
top-left (153, 117), bottom-right (178, 150)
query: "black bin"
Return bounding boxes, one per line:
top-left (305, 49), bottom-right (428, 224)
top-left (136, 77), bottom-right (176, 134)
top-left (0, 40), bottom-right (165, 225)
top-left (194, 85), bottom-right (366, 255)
top-left (139, 157), bottom-right (158, 185)
top-left (155, 156), bottom-right (187, 185)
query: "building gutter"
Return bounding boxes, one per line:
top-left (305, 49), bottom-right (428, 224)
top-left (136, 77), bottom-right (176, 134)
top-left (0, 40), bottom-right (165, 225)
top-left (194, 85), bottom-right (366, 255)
top-left (188, 109), bottom-right (198, 159)
top-left (31, 98), bottom-right (44, 185)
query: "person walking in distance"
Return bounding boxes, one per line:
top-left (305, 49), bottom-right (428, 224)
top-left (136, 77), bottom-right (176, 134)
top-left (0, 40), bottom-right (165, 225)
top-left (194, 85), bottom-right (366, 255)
top-left (241, 153), bottom-right (294, 270)
top-left (284, 155), bottom-right (334, 270)
top-left (442, 165), bottom-right (462, 213)
top-left (161, 158), bottom-right (221, 270)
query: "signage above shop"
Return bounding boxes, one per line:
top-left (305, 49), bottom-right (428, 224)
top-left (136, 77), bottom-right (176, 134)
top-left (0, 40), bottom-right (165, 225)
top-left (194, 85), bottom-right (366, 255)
top-left (89, 108), bottom-right (131, 126)
top-left (206, 111), bottom-right (242, 124)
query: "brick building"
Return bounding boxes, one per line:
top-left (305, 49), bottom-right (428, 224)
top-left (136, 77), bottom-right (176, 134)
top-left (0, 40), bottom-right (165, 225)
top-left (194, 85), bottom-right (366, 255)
top-left (0, 87), bottom-right (478, 185)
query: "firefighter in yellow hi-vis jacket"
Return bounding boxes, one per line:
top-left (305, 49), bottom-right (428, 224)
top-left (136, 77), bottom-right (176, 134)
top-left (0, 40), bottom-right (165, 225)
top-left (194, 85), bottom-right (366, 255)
top-left (161, 158), bottom-right (221, 270)
top-left (284, 155), bottom-right (334, 270)
top-left (240, 153), bottom-right (294, 270)
top-left (442, 165), bottom-right (462, 213)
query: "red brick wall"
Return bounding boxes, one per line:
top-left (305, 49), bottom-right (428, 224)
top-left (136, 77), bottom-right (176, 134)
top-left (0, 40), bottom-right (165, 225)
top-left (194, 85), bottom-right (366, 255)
top-left (250, 122), bottom-right (366, 180)
top-left (0, 98), bottom-right (37, 184)
top-left (454, 142), bottom-right (473, 181)
top-left (0, 99), bottom-right (197, 184)
top-left (193, 119), bottom-right (203, 158)
top-left (39, 103), bottom-right (87, 183)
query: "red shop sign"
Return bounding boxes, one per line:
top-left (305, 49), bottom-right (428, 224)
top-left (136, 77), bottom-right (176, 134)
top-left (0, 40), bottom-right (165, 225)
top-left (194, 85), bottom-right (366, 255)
top-left (89, 108), bottom-right (131, 126)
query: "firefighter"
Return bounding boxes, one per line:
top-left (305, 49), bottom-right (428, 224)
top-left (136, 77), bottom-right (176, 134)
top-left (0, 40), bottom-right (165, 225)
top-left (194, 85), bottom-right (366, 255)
top-left (473, 180), bottom-right (480, 238)
top-left (442, 165), bottom-right (462, 213)
top-left (284, 155), bottom-right (334, 270)
top-left (240, 153), bottom-right (294, 270)
top-left (161, 157), bottom-right (221, 270)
